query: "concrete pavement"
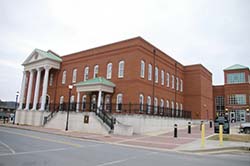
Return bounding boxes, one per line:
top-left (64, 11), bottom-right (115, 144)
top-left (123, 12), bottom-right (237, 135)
top-left (0, 126), bottom-right (249, 166)
top-left (1, 122), bottom-right (249, 154)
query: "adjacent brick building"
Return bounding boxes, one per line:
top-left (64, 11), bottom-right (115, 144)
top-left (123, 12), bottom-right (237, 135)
top-left (213, 64), bottom-right (250, 122)
top-left (18, 37), bottom-right (213, 120)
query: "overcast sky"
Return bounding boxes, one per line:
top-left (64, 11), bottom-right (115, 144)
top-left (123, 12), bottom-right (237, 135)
top-left (0, 0), bottom-right (249, 101)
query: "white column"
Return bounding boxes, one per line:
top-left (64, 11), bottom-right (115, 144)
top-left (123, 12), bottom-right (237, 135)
top-left (97, 90), bottom-right (102, 113)
top-left (40, 65), bottom-right (51, 111)
top-left (18, 71), bottom-right (27, 110)
top-left (32, 68), bottom-right (42, 110)
top-left (25, 70), bottom-right (34, 110)
top-left (76, 92), bottom-right (80, 112)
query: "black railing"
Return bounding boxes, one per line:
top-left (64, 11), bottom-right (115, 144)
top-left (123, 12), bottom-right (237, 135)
top-left (20, 102), bottom-right (192, 119)
top-left (43, 110), bottom-right (58, 126)
top-left (96, 108), bottom-right (115, 130)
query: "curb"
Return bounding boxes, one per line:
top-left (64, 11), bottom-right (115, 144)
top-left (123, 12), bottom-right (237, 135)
top-left (181, 146), bottom-right (250, 154)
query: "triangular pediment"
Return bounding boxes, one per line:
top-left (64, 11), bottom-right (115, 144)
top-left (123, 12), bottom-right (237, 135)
top-left (22, 49), bottom-right (62, 66)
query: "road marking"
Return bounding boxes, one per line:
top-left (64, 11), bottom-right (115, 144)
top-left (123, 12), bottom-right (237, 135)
top-left (96, 152), bottom-right (158, 166)
top-left (0, 140), bottom-right (16, 154)
top-left (0, 129), bottom-right (82, 148)
top-left (0, 147), bottom-right (67, 157)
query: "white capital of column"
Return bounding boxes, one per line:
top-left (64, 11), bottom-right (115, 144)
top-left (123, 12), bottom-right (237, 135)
top-left (32, 68), bottom-right (42, 110)
top-left (40, 66), bottom-right (51, 111)
top-left (18, 71), bottom-right (27, 110)
top-left (76, 92), bottom-right (80, 112)
top-left (25, 70), bottom-right (34, 110)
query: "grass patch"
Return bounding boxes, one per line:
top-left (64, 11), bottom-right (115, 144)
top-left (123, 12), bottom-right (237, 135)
top-left (208, 134), bottom-right (250, 142)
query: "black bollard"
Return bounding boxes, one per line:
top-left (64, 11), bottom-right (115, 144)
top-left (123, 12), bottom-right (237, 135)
top-left (200, 121), bottom-right (203, 131)
top-left (209, 120), bottom-right (212, 128)
top-left (174, 124), bottom-right (178, 138)
top-left (188, 122), bottom-right (191, 134)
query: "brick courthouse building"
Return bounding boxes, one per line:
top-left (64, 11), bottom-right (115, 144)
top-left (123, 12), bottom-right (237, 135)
top-left (18, 37), bottom-right (213, 121)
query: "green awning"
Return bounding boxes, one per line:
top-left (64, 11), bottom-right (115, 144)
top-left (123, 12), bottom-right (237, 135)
top-left (74, 77), bottom-right (115, 87)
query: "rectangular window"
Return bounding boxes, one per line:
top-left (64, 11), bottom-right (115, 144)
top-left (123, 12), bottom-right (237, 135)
top-left (62, 70), bottom-right (66, 84)
top-left (176, 77), bottom-right (179, 91)
top-left (171, 75), bottom-right (175, 89)
top-left (84, 67), bottom-right (89, 81)
top-left (227, 73), bottom-right (245, 84)
top-left (49, 74), bottom-right (53, 86)
top-left (166, 73), bottom-right (170, 87)
top-left (148, 64), bottom-right (152, 80)
top-left (107, 63), bottom-right (112, 79)
top-left (155, 67), bottom-right (158, 83)
top-left (228, 94), bottom-right (246, 105)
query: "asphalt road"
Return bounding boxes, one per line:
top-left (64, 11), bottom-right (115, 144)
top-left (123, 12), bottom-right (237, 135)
top-left (0, 126), bottom-right (249, 166)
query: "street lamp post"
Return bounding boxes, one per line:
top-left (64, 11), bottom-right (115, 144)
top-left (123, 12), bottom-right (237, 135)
top-left (65, 85), bottom-right (73, 131)
top-left (13, 91), bottom-right (19, 124)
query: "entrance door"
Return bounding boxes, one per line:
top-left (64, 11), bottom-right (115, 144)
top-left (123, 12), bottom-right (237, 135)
top-left (240, 110), bottom-right (246, 122)
top-left (230, 111), bottom-right (236, 123)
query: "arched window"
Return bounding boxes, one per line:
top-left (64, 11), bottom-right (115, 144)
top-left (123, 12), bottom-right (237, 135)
top-left (176, 77), bottom-right (179, 91)
top-left (147, 96), bottom-right (151, 113)
top-left (160, 99), bottom-right (164, 114)
top-left (172, 75), bottom-right (175, 89)
top-left (166, 72), bottom-right (170, 87)
top-left (148, 64), bottom-right (152, 80)
top-left (155, 67), bottom-right (158, 83)
top-left (116, 93), bottom-right (123, 112)
top-left (70, 95), bottom-right (75, 110)
top-left (84, 67), bottom-right (89, 81)
top-left (107, 63), bottom-right (112, 79)
top-left (180, 103), bottom-right (183, 117)
top-left (105, 95), bottom-right (111, 112)
top-left (72, 68), bottom-right (77, 83)
top-left (166, 100), bottom-right (169, 108)
top-left (180, 79), bottom-right (183, 92)
top-left (176, 102), bottom-right (179, 117)
top-left (93, 65), bottom-right (99, 78)
top-left (171, 101), bottom-right (175, 116)
top-left (140, 60), bottom-right (145, 78)
top-left (154, 97), bottom-right (158, 114)
top-left (62, 70), bottom-right (66, 84)
top-left (161, 70), bottom-right (164, 85)
top-left (82, 95), bottom-right (86, 111)
top-left (139, 94), bottom-right (144, 112)
top-left (59, 96), bottom-right (64, 111)
top-left (118, 60), bottom-right (125, 78)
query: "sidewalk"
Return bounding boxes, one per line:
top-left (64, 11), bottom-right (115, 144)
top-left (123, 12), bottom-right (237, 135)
top-left (1, 123), bottom-right (249, 153)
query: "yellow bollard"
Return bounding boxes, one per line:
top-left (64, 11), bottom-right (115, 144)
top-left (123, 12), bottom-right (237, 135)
top-left (201, 123), bottom-right (205, 148)
top-left (219, 124), bottom-right (223, 146)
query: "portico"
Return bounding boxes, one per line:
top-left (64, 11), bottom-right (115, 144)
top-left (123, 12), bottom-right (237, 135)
top-left (18, 49), bottom-right (62, 111)
top-left (74, 77), bottom-right (116, 113)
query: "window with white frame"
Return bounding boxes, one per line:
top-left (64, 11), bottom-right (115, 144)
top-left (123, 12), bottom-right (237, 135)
top-left (140, 60), bottom-right (145, 78)
top-left (180, 103), bottom-right (183, 117)
top-left (107, 63), bottom-right (112, 79)
top-left (160, 99), bottom-right (164, 114)
top-left (70, 95), bottom-right (75, 110)
top-left (155, 67), bottom-right (158, 83)
top-left (139, 94), bottom-right (144, 112)
top-left (82, 95), bottom-right (86, 111)
top-left (166, 100), bottom-right (169, 109)
top-left (166, 72), bottom-right (170, 87)
top-left (148, 64), bottom-right (152, 80)
top-left (180, 79), bottom-right (183, 92)
top-left (161, 70), bottom-right (164, 85)
top-left (116, 93), bottom-right (123, 111)
top-left (172, 75), bottom-right (175, 89)
top-left (171, 101), bottom-right (174, 115)
top-left (84, 67), bottom-right (89, 81)
top-left (72, 68), bottom-right (77, 83)
top-left (62, 70), bottom-right (66, 84)
top-left (176, 77), bottom-right (179, 91)
top-left (93, 65), bottom-right (99, 78)
top-left (147, 96), bottom-right (151, 113)
top-left (59, 96), bottom-right (64, 111)
top-left (49, 73), bottom-right (53, 86)
top-left (154, 97), bottom-right (158, 114)
top-left (118, 60), bottom-right (125, 78)
top-left (176, 102), bottom-right (179, 116)
top-left (105, 95), bottom-right (111, 111)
